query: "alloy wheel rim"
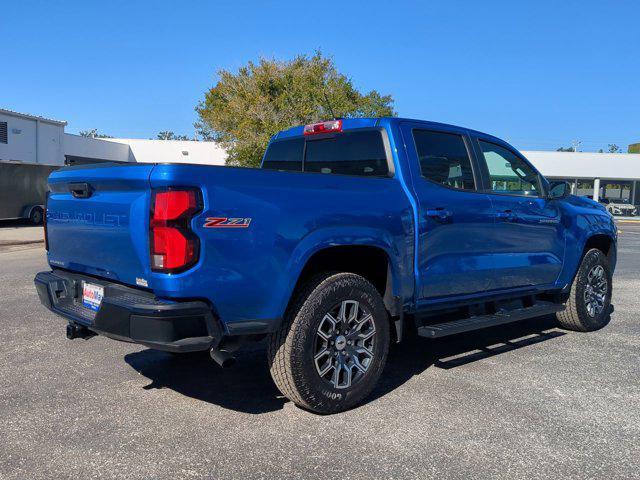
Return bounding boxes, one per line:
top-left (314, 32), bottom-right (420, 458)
top-left (313, 300), bottom-right (376, 389)
top-left (583, 265), bottom-right (608, 317)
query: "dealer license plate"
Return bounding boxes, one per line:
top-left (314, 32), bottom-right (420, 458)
top-left (82, 282), bottom-right (104, 311)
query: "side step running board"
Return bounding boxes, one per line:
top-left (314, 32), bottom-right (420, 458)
top-left (418, 302), bottom-right (565, 339)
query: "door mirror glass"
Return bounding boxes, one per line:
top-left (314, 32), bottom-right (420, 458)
top-left (548, 181), bottom-right (571, 199)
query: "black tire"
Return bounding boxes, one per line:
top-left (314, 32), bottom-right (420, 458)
top-left (268, 272), bottom-right (390, 414)
top-left (29, 207), bottom-right (43, 225)
top-left (556, 248), bottom-right (612, 332)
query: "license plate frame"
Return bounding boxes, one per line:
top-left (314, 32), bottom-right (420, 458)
top-left (82, 282), bottom-right (104, 312)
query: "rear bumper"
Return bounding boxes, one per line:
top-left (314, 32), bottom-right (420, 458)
top-left (34, 270), bottom-right (222, 352)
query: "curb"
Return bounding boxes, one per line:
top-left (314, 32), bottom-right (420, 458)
top-left (0, 239), bottom-right (44, 247)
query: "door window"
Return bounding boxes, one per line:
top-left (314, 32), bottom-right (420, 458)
top-left (479, 141), bottom-right (542, 196)
top-left (412, 130), bottom-right (475, 190)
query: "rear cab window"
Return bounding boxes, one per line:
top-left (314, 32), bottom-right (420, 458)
top-left (261, 137), bottom-right (304, 172)
top-left (412, 129), bottom-right (476, 190)
top-left (262, 129), bottom-right (390, 177)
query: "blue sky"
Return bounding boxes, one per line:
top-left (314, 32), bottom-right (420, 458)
top-left (2, 0), bottom-right (638, 151)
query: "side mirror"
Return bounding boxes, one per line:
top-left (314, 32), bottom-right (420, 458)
top-left (548, 181), bottom-right (571, 200)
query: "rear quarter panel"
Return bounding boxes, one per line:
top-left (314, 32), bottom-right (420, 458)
top-left (149, 165), bottom-right (414, 333)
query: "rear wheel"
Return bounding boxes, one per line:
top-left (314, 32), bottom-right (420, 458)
top-left (268, 272), bottom-right (390, 414)
top-left (29, 207), bottom-right (43, 225)
top-left (556, 248), bottom-right (612, 332)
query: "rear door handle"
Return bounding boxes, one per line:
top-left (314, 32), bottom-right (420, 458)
top-left (426, 208), bottom-right (452, 221)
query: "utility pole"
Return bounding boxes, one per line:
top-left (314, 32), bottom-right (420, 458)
top-left (571, 139), bottom-right (581, 152)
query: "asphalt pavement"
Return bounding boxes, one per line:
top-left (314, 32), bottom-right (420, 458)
top-left (0, 221), bottom-right (44, 252)
top-left (0, 224), bottom-right (639, 479)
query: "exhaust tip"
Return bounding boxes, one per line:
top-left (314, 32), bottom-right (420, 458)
top-left (209, 348), bottom-right (236, 368)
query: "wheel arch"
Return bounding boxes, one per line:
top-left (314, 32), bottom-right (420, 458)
top-left (294, 245), bottom-right (394, 300)
top-left (280, 236), bottom-right (406, 342)
top-left (582, 233), bottom-right (616, 266)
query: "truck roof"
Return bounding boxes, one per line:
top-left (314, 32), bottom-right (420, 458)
top-left (273, 117), bottom-right (505, 145)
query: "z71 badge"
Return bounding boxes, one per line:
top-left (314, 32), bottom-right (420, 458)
top-left (204, 217), bottom-right (252, 228)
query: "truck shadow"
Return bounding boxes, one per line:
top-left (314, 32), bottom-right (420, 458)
top-left (124, 343), bottom-right (286, 414)
top-left (124, 315), bottom-right (565, 415)
top-left (368, 315), bottom-right (565, 405)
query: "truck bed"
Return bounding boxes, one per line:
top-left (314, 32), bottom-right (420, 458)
top-left (45, 162), bottom-right (414, 330)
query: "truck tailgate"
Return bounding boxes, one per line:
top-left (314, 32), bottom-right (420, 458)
top-left (46, 163), bottom-right (154, 287)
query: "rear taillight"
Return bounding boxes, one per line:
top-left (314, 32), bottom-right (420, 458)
top-left (44, 192), bottom-right (49, 251)
top-left (150, 188), bottom-right (202, 273)
top-left (303, 119), bottom-right (342, 135)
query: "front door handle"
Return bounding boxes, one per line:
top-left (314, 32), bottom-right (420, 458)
top-left (426, 208), bottom-right (452, 222)
top-left (496, 209), bottom-right (518, 222)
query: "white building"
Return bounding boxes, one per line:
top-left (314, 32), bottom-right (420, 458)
top-left (100, 138), bottom-right (228, 165)
top-left (0, 108), bottom-right (227, 166)
top-left (0, 109), bottom-right (67, 165)
top-left (522, 150), bottom-right (640, 206)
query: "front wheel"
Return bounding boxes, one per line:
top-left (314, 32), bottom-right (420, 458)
top-left (556, 248), bottom-right (612, 332)
top-left (268, 272), bottom-right (390, 414)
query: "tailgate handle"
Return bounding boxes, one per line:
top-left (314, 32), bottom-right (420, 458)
top-left (69, 182), bottom-right (93, 199)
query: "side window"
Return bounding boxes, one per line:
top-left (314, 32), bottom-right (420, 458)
top-left (304, 130), bottom-right (389, 177)
top-left (479, 141), bottom-right (541, 196)
top-left (262, 138), bottom-right (304, 172)
top-left (412, 130), bottom-right (475, 190)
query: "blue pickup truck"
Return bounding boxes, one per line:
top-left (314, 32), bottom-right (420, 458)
top-left (35, 117), bottom-right (617, 413)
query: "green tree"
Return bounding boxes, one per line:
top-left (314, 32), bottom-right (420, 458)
top-left (195, 52), bottom-right (396, 167)
top-left (157, 131), bottom-right (191, 141)
top-left (79, 129), bottom-right (113, 139)
top-left (607, 144), bottom-right (620, 153)
top-left (556, 146), bottom-right (575, 152)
